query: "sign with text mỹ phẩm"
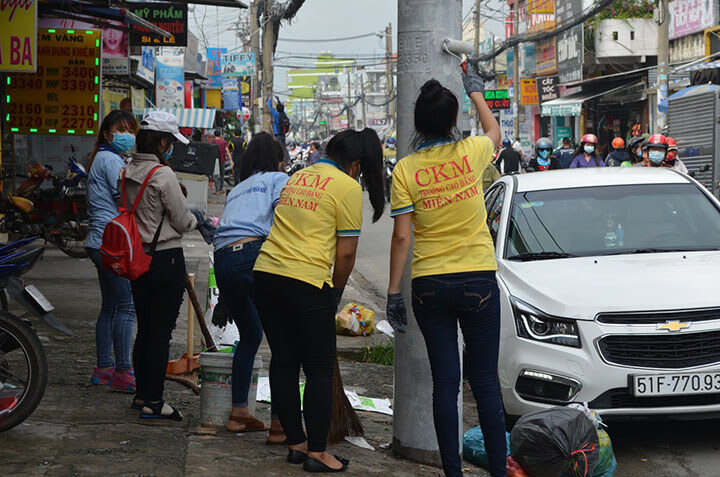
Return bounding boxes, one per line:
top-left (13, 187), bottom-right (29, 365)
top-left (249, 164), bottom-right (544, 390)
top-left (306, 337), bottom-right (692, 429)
top-left (5, 28), bottom-right (101, 135)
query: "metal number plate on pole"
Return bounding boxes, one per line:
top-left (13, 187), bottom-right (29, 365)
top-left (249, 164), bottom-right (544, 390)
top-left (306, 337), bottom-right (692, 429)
top-left (395, 0), bottom-right (464, 466)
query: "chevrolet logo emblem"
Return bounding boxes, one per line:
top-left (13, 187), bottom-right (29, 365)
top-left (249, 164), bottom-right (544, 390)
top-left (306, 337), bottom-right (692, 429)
top-left (657, 320), bottom-right (692, 332)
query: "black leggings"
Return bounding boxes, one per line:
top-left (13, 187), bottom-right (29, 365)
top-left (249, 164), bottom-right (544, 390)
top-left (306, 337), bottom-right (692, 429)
top-left (254, 271), bottom-right (336, 453)
top-left (132, 248), bottom-right (186, 403)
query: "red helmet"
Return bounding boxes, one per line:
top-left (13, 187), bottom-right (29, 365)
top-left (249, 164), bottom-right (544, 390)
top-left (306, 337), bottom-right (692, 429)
top-left (643, 133), bottom-right (668, 150)
top-left (666, 137), bottom-right (678, 151)
top-left (581, 133), bottom-right (598, 144)
top-left (611, 137), bottom-right (624, 149)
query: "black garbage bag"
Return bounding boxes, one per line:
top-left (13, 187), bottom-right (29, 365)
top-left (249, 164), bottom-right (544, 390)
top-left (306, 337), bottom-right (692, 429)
top-left (510, 407), bottom-right (600, 477)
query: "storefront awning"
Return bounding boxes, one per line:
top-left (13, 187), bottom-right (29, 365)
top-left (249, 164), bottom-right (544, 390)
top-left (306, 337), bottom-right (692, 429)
top-left (541, 81), bottom-right (642, 117)
top-left (144, 108), bottom-right (216, 129)
top-left (675, 59), bottom-right (720, 72)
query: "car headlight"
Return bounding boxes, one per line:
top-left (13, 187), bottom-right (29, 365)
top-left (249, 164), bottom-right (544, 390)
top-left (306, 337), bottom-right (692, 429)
top-left (511, 297), bottom-right (581, 348)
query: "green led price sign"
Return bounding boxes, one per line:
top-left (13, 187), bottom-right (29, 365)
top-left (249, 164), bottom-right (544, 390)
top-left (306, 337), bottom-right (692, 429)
top-left (5, 29), bottom-right (101, 135)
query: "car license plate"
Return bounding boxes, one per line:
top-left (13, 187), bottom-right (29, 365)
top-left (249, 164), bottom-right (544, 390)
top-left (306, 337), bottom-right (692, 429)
top-left (632, 372), bottom-right (720, 397)
top-left (24, 285), bottom-right (54, 313)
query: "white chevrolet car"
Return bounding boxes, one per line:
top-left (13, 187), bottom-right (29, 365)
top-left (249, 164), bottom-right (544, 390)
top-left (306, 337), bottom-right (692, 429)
top-left (485, 168), bottom-right (720, 423)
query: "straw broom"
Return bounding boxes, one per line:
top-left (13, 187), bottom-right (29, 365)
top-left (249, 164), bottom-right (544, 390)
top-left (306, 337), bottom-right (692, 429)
top-left (327, 359), bottom-right (364, 444)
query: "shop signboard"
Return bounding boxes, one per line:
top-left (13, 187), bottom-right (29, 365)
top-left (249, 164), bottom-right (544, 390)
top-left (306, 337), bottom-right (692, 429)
top-left (521, 43), bottom-right (536, 77)
top-left (128, 2), bottom-right (187, 47)
top-left (506, 49), bottom-right (513, 77)
top-left (6, 29), bottom-right (101, 135)
top-left (485, 90), bottom-right (511, 111)
top-left (136, 46), bottom-right (155, 83)
top-left (1, 0), bottom-right (38, 72)
top-left (500, 109), bottom-right (514, 141)
top-left (240, 76), bottom-right (252, 105)
top-left (555, 126), bottom-right (572, 146)
top-left (206, 47), bottom-right (226, 89)
top-left (156, 52), bottom-right (184, 108)
top-left (542, 102), bottom-right (582, 117)
top-left (669, 0), bottom-right (719, 40)
top-left (221, 52), bottom-right (256, 77)
top-left (222, 78), bottom-right (240, 111)
top-left (536, 76), bottom-right (559, 105)
top-left (131, 86), bottom-right (145, 114)
top-left (529, 0), bottom-right (554, 14)
top-left (556, 0), bottom-right (583, 84)
top-left (496, 74), bottom-right (511, 89)
top-left (478, 36), bottom-right (494, 70)
top-left (520, 79), bottom-right (539, 106)
top-left (536, 38), bottom-right (557, 76)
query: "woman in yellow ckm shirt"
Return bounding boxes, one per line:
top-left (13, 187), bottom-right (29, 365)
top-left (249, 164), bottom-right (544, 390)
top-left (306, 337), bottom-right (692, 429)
top-left (387, 69), bottom-right (505, 477)
top-left (253, 129), bottom-right (385, 473)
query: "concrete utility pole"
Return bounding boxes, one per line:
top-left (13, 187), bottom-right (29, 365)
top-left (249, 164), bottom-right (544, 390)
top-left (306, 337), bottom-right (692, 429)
top-left (360, 76), bottom-right (367, 129)
top-left (394, 0), bottom-right (464, 466)
top-left (385, 23), bottom-right (395, 130)
top-left (261, 0), bottom-right (274, 133)
top-left (473, 0), bottom-right (481, 132)
top-left (249, 0), bottom-right (261, 133)
top-left (513, 0), bottom-right (520, 139)
top-left (656, 0), bottom-right (669, 132)
top-left (347, 70), bottom-right (353, 129)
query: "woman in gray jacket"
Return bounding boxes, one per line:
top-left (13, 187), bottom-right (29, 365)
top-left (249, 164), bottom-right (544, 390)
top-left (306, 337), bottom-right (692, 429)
top-left (122, 111), bottom-right (197, 420)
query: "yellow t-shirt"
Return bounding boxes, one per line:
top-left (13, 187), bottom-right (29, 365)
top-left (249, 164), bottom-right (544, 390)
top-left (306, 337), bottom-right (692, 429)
top-left (390, 136), bottom-right (498, 279)
top-left (254, 160), bottom-right (363, 288)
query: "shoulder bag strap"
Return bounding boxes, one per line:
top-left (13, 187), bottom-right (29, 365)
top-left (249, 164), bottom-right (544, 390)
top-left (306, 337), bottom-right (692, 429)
top-left (149, 211), bottom-right (165, 256)
top-left (121, 169), bottom-right (128, 209)
top-left (130, 165), bottom-right (164, 213)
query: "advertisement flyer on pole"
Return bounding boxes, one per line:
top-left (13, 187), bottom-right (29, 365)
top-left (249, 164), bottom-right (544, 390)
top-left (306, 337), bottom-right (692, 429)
top-left (156, 52), bottom-right (185, 108)
top-left (206, 47), bottom-right (227, 89)
top-left (0, 0), bottom-right (38, 73)
top-left (5, 29), bottom-right (101, 135)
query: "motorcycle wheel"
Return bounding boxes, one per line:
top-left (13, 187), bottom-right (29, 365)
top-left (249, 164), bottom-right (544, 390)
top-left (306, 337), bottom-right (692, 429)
top-left (53, 211), bottom-right (89, 258)
top-left (0, 311), bottom-right (48, 433)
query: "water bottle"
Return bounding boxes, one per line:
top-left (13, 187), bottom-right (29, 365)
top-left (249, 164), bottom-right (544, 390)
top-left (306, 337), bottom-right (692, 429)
top-left (616, 223), bottom-right (624, 247)
top-left (604, 218), bottom-right (618, 248)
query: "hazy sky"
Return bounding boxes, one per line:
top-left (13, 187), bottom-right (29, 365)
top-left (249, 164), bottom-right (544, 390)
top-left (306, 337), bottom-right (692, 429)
top-left (189, 0), bottom-right (508, 95)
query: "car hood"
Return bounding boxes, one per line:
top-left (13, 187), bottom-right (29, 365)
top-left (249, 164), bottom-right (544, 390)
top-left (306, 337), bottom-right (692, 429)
top-left (499, 251), bottom-right (720, 320)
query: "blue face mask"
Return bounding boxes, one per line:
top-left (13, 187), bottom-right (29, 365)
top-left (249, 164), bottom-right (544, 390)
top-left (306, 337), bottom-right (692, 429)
top-left (162, 144), bottom-right (174, 161)
top-left (111, 132), bottom-right (135, 153)
top-left (648, 150), bottom-right (665, 165)
top-left (584, 145), bottom-right (595, 154)
top-left (538, 149), bottom-right (551, 159)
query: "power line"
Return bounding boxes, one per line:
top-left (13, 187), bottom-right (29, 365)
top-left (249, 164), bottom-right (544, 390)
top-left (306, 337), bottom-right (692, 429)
top-left (278, 32), bottom-right (381, 42)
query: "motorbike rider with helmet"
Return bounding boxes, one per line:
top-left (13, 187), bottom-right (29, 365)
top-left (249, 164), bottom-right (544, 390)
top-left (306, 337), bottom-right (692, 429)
top-left (554, 137), bottom-right (575, 169)
top-left (527, 138), bottom-right (560, 171)
top-left (605, 137), bottom-right (630, 167)
top-left (570, 133), bottom-right (605, 168)
top-left (662, 137), bottom-right (688, 173)
top-left (625, 136), bottom-right (645, 166)
top-left (643, 134), bottom-right (669, 167)
top-left (495, 138), bottom-right (522, 174)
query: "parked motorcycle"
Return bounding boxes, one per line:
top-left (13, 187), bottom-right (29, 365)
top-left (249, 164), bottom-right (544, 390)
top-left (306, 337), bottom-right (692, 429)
top-left (286, 150), bottom-right (308, 176)
top-left (0, 237), bottom-right (74, 433)
top-left (1, 157), bottom-right (89, 258)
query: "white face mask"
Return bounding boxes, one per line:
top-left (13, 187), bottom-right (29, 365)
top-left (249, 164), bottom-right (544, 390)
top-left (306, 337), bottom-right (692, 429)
top-left (584, 145), bottom-right (595, 154)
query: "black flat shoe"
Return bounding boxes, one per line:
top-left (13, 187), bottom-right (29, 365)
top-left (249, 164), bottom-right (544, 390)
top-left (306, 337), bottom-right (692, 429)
top-left (287, 449), bottom-right (308, 464)
top-left (302, 455), bottom-right (349, 473)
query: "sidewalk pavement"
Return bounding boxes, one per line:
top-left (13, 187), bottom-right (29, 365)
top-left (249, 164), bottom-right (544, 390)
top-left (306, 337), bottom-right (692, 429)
top-left (0, 187), bottom-right (489, 476)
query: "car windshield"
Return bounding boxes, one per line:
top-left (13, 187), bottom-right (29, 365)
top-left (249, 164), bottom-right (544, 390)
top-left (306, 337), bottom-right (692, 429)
top-left (506, 183), bottom-right (720, 260)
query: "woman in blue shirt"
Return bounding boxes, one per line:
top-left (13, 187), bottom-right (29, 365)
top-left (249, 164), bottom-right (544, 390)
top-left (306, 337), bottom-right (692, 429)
top-left (85, 110), bottom-right (138, 392)
top-left (213, 132), bottom-right (289, 442)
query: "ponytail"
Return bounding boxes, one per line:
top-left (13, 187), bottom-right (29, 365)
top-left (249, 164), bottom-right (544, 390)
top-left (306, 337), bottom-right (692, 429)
top-left (326, 128), bottom-right (385, 223)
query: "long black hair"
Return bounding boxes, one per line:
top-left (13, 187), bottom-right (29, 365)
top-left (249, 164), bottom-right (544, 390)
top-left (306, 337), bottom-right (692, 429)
top-left (573, 141), bottom-right (602, 161)
top-left (326, 129), bottom-right (385, 223)
top-left (87, 110), bottom-right (137, 170)
top-left (412, 79), bottom-right (460, 150)
top-left (238, 132), bottom-right (284, 182)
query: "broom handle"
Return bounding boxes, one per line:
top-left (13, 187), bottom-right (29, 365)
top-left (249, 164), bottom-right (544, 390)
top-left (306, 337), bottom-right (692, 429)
top-left (187, 273), bottom-right (195, 370)
top-left (185, 272), bottom-right (217, 351)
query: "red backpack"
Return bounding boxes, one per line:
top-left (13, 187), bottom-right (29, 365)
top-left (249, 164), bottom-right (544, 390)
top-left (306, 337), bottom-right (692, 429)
top-left (100, 165), bottom-right (163, 280)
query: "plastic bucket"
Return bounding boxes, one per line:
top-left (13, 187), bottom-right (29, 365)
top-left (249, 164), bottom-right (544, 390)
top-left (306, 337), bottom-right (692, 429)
top-left (199, 352), bottom-right (263, 427)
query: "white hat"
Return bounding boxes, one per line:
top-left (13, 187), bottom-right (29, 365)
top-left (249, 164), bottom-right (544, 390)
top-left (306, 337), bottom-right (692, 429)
top-left (140, 110), bottom-right (189, 144)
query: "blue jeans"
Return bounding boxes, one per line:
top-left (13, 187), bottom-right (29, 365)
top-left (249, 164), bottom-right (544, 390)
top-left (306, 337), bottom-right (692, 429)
top-left (214, 240), bottom-right (265, 408)
top-left (86, 247), bottom-right (135, 371)
top-left (412, 271), bottom-right (506, 477)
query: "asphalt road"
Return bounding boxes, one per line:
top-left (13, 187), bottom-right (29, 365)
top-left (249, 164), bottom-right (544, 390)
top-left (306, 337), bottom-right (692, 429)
top-left (354, 194), bottom-right (720, 477)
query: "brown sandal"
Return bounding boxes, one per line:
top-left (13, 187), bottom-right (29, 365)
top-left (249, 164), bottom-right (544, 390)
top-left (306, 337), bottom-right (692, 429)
top-left (266, 428), bottom-right (288, 445)
top-left (226, 415), bottom-right (267, 433)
